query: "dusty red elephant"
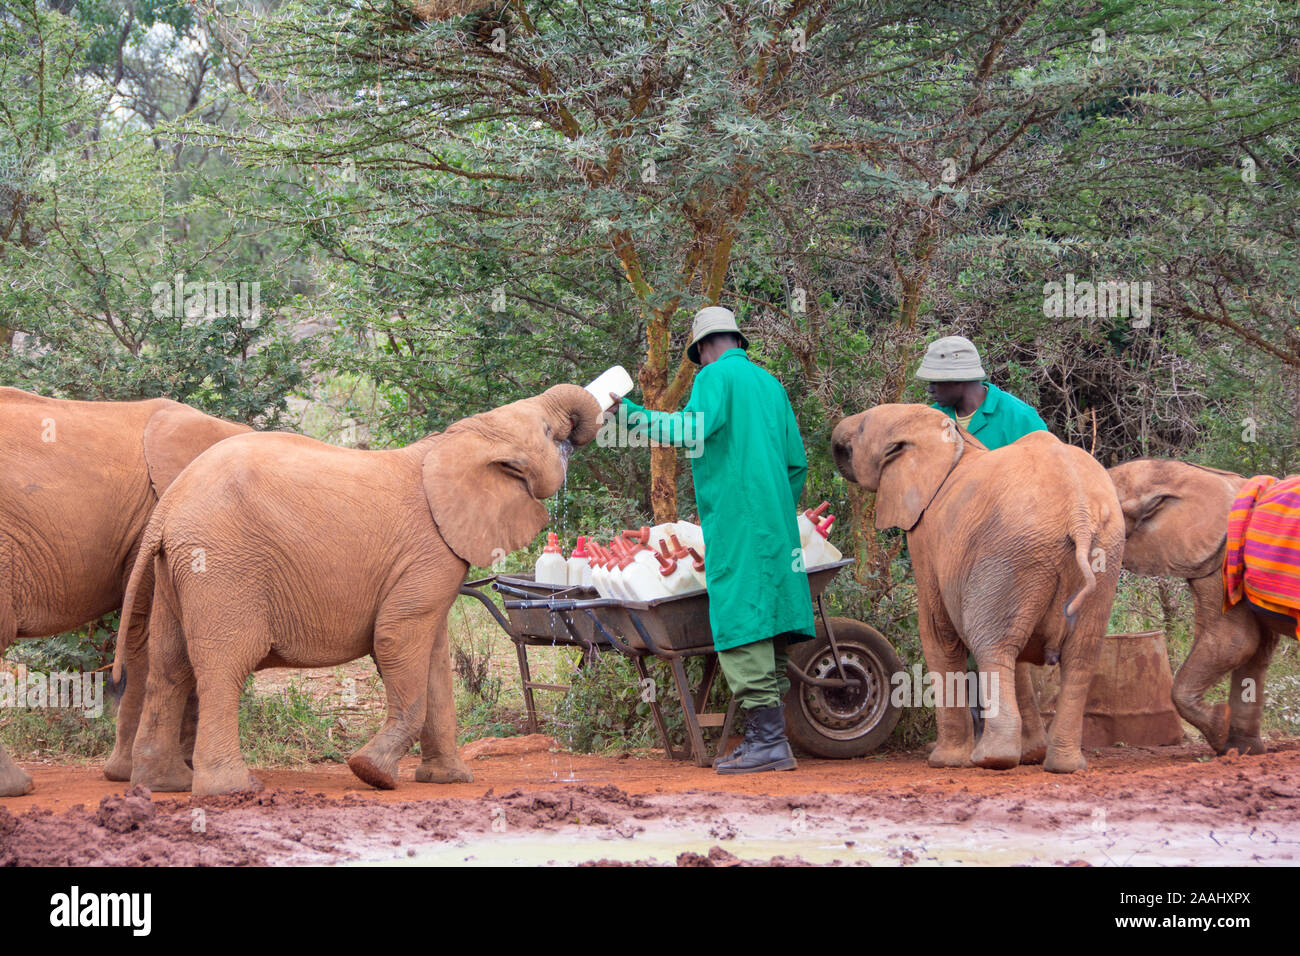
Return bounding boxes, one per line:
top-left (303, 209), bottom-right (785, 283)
top-left (116, 383), bottom-right (602, 796)
top-left (0, 387), bottom-right (249, 796)
top-left (832, 404), bottom-right (1125, 773)
top-left (1108, 458), bottom-right (1293, 756)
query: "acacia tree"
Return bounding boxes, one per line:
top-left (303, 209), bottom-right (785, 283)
top-left (198, 0), bottom-right (959, 519)
top-left (0, 0), bottom-right (309, 419)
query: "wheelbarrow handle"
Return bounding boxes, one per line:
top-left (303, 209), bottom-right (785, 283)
top-left (492, 582), bottom-right (537, 600)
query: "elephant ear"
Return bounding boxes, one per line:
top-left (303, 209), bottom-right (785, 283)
top-left (874, 416), bottom-right (965, 532)
top-left (142, 402), bottom-right (251, 497)
top-left (422, 430), bottom-right (551, 568)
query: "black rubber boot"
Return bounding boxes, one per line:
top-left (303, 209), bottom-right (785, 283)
top-left (715, 705), bottom-right (797, 774)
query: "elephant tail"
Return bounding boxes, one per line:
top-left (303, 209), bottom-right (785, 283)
top-left (112, 508), bottom-right (165, 684)
top-left (1051, 507), bottom-right (1099, 664)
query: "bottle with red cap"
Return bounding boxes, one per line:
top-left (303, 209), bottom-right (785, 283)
top-left (797, 501), bottom-right (830, 550)
top-left (655, 539), bottom-right (704, 595)
top-left (616, 536), bottom-right (671, 600)
top-left (566, 536), bottom-right (593, 588)
top-left (801, 513), bottom-right (842, 569)
top-left (534, 532), bottom-right (568, 586)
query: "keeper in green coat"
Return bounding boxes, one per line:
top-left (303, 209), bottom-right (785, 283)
top-left (609, 306), bottom-right (813, 774)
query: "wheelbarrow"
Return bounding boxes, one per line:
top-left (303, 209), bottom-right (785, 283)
top-left (456, 558), bottom-right (903, 767)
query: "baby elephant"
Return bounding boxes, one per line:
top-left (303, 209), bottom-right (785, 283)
top-left (832, 404), bottom-right (1124, 773)
top-left (115, 384), bottom-right (602, 795)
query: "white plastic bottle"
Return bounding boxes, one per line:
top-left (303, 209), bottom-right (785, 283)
top-left (604, 540), bottom-right (633, 600)
top-left (668, 535), bottom-right (707, 590)
top-left (797, 502), bottom-right (830, 549)
top-left (655, 543), bottom-right (702, 595)
top-left (671, 521), bottom-right (705, 556)
top-left (567, 536), bottom-right (593, 588)
top-left (618, 539), bottom-right (671, 600)
top-left (625, 523), bottom-right (682, 554)
top-left (534, 532), bottom-right (568, 586)
top-left (802, 514), bottom-right (843, 569)
top-left (584, 365), bottom-right (635, 414)
top-left (588, 542), bottom-right (613, 597)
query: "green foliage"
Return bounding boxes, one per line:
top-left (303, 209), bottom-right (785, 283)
top-left (237, 678), bottom-right (381, 766)
top-left (551, 652), bottom-right (728, 754)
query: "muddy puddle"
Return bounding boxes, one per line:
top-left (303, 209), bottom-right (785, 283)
top-left (8, 743), bottom-right (1300, 866)
top-left (344, 810), bottom-right (1300, 867)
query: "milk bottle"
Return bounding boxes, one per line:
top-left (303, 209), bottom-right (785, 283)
top-left (534, 533), bottom-right (568, 586)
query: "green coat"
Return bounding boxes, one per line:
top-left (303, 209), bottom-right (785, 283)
top-left (931, 382), bottom-right (1048, 450)
top-left (622, 349), bottom-right (815, 651)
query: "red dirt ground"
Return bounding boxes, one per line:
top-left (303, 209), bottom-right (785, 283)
top-left (5, 738), bottom-right (1300, 865)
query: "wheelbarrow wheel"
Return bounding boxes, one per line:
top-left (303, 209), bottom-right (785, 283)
top-left (784, 617), bottom-right (902, 759)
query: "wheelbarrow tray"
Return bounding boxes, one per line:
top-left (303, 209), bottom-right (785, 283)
top-left (584, 558), bottom-right (854, 654)
top-left (493, 574), bottom-right (603, 645)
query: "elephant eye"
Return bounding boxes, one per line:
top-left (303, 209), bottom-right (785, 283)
top-left (544, 421), bottom-right (552, 437)
top-left (884, 441), bottom-right (906, 460)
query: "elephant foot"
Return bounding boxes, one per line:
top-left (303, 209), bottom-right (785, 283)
top-left (415, 756), bottom-right (474, 784)
top-left (1019, 737), bottom-right (1048, 765)
top-left (927, 743), bottom-right (974, 768)
top-left (0, 763), bottom-right (33, 797)
top-left (192, 764), bottom-right (257, 796)
top-left (131, 757), bottom-right (193, 793)
top-left (104, 748), bottom-right (133, 783)
top-left (1223, 734), bottom-right (1267, 756)
top-left (971, 737), bottom-right (1020, 771)
top-left (1203, 703), bottom-right (1232, 754)
top-left (1043, 748), bottom-right (1087, 774)
top-left (348, 753), bottom-right (398, 791)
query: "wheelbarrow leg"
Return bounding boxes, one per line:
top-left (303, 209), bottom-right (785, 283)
top-left (635, 657), bottom-right (688, 761)
top-left (712, 696), bottom-right (741, 767)
top-left (670, 657), bottom-right (711, 767)
top-left (514, 639), bottom-right (540, 735)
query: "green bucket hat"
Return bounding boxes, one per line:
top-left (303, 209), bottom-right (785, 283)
top-left (686, 306), bottom-right (749, 365)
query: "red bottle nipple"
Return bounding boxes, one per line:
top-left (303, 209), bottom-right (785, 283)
top-left (804, 501), bottom-right (830, 522)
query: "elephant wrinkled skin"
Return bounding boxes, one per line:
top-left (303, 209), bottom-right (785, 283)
top-left (832, 404), bottom-right (1125, 774)
top-left (1108, 458), bottom-right (1285, 756)
top-left (0, 387), bottom-right (249, 797)
top-left (116, 384), bottom-right (602, 796)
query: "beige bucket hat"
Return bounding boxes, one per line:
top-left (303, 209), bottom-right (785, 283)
top-left (686, 306), bottom-right (749, 365)
top-left (915, 334), bottom-right (987, 382)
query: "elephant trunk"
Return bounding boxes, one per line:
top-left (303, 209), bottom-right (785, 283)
top-left (537, 383), bottom-right (602, 446)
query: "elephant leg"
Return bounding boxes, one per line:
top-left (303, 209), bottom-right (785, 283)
top-left (1225, 626), bottom-right (1279, 756)
top-left (0, 593), bottom-right (32, 797)
top-left (129, 600), bottom-right (195, 792)
top-left (1176, 579), bottom-right (1259, 753)
top-left (105, 622), bottom-right (149, 782)
top-left (186, 621), bottom-right (267, 796)
top-left (1044, 634), bottom-right (1095, 774)
top-left (1015, 662), bottom-right (1048, 764)
top-left (415, 613), bottom-right (473, 784)
top-left (181, 689), bottom-right (199, 768)
top-left (969, 650), bottom-right (1021, 771)
top-left (0, 742), bottom-right (32, 798)
top-left (349, 612), bottom-right (439, 790)
top-left (919, 606), bottom-right (975, 768)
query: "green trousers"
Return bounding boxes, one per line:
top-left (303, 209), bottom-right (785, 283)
top-left (717, 635), bottom-right (790, 711)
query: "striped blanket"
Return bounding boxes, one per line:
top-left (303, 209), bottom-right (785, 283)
top-left (1223, 474), bottom-right (1300, 627)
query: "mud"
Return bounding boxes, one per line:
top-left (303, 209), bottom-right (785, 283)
top-left (5, 740), bottom-right (1300, 865)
